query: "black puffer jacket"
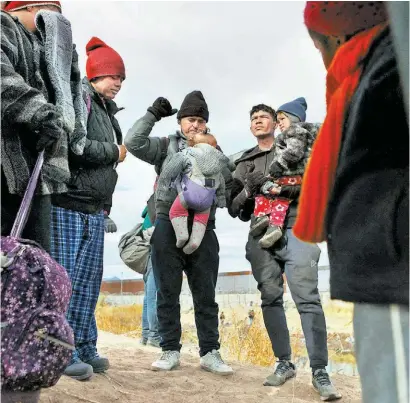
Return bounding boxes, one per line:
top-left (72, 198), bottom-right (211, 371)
top-left (228, 146), bottom-right (301, 227)
top-left (52, 78), bottom-right (122, 214)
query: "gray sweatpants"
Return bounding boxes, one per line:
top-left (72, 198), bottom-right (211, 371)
top-left (246, 228), bottom-right (328, 368)
top-left (354, 303), bottom-right (409, 403)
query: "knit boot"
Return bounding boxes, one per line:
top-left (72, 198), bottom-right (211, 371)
top-left (183, 221), bottom-right (207, 255)
top-left (259, 225), bottom-right (283, 249)
top-left (171, 216), bottom-right (189, 248)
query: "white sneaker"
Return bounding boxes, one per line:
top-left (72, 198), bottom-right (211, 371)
top-left (200, 350), bottom-right (234, 376)
top-left (151, 351), bottom-right (180, 371)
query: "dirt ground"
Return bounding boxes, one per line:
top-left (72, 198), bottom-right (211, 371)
top-left (40, 331), bottom-right (362, 403)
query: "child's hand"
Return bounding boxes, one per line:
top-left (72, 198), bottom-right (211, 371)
top-left (268, 186), bottom-right (281, 196)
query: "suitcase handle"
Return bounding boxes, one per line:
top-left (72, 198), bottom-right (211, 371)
top-left (10, 151), bottom-right (45, 239)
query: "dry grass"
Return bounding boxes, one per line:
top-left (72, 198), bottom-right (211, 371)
top-left (95, 295), bottom-right (356, 368)
top-left (220, 312), bottom-right (276, 367)
top-left (95, 296), bottom-right (143, 337)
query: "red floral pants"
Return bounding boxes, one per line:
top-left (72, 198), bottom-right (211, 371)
top-left (253, 175), bottom-right (302, 227)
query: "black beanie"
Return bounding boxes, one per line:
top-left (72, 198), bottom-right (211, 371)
top-left (177, 90), bottom-right (209, 122)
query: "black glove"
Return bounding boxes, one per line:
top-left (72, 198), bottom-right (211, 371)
top-left (245, 169), bottom-right (268, 196)
top-left (147, 97), bottom-right (178, 121)
top-left (36, 121), bottom-right (65, 157)
top-left (104, 216), bottom-right (117, 233)
top-left (230, 178), bottom-right (244, 201)
top-left (269, 161), bottom-right (283, 179)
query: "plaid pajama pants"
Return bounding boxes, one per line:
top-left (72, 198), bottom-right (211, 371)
top-left (50, 205), bottom-right (105, 363)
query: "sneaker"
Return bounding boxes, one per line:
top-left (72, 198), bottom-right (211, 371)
top-left (250, 216), bottom-right (270, 237)
top-left (312, 369), bottom-right (342, 401)
top-left (151, 351), bottom-right (180, 371)
top-left (200, 350), bottom-right (234, 376)
top-left (84, 356), bottom-right (110, 373)
top-left (140, 337), bottom-right (148, 345)
top-left (259, 225), bottom-right (283, 249)
top-left (64, 360), bottom-right (93, 381)
top-left (148, 338), bottom-right (161, 348)
top-left (263, 360), bottom-right (296, 386)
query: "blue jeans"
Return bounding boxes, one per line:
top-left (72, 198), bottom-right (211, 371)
top-left (142, 257), bottom-right (160, 342)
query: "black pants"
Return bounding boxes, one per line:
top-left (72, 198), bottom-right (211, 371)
top-left (246, 228), bottom-right (328, 369)
top-left (151, 217), bottom-right (220, 357)
top-left (1, 174), bottom-right (51, 253)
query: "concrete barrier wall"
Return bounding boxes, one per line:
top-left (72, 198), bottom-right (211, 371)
top-left (104, 291), bottom-right (332, 309)
top-left (101, 268), bottom-right (330, 296)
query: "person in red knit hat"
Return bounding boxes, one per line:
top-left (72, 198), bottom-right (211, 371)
top-left (85, 36), bottom-right (126, 99)
top-left (50, 36), bottom-right (128, 381)
top-left (295, 2), bottom-right (408, 402)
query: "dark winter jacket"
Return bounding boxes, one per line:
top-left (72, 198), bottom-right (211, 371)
top-left (326, 27), bottom-right (409, 306)
top-left (1, 11), bottom-right (85, 196)
top-left (228, 145), bottom-right (301, 228)
top-left (52, 78), bottom-right (122, 214)
top-left (124, 112), bottom-right (233, 228)
top-left (273, 122), bottom-right (321, 176)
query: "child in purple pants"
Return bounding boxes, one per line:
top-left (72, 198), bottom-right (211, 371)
top-left (158, 134), bottom-right (229, 254)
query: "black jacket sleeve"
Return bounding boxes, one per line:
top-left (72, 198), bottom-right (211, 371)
top-left (70, 137), bottom-right (119, 167)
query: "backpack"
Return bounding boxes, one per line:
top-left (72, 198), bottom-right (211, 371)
top-left (154, 135), bottom-right (176, 175)
top-left (83, 91), bottom-right (92, 116)
top-left (1, 152), bottom-right (74, 392)
top-left (118, 224), bottom-right (151, 275)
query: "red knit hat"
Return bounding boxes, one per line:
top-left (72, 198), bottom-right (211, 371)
top-left (304, 1), bottom-right (387, 36)
top-left (85, 37), bottom-right (126, 81)
top-left (3, 1), bottom-right (61, 11)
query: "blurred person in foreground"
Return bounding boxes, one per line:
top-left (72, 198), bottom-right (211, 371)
top-left (1, 0), bottom-right (86, 253)
top-left (295, 2), bottom-right (409, 402)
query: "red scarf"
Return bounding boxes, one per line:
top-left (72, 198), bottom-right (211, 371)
top-left (293, 23), bottom-right (387, 243)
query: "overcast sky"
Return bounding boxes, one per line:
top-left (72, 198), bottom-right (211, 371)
top-left (63, 1), bottom-right (329, 280)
